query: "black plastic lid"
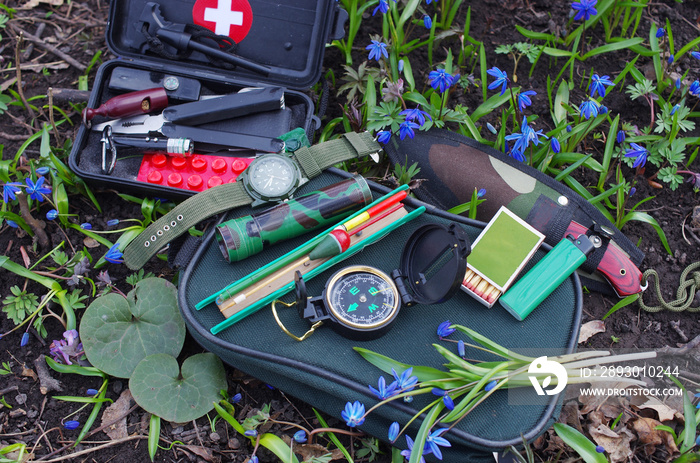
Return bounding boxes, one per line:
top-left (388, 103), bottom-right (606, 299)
top-left (398, 223), bottom-right (470, 306)
top-left (106, 0), bottom-right (347, 90)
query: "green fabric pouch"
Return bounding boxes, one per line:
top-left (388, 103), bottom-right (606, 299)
top-left (179, 168), bottom-right (582, 461)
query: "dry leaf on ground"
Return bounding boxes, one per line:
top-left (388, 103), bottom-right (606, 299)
top-left (579, 320), bottom-right (606, 343)
top-left (100, 389), bottom-right (133, 440)
top-left (631, 416), bottom-right (679, 457)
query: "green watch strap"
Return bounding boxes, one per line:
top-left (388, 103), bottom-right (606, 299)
top-left (293, 132), bottom-right (379, 179)
top-left (123, 182), bottom-right (252, 270)
top-left (122, 132), bottom-right (380, 270)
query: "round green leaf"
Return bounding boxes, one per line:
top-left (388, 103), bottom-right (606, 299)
top-left (130, 353), bottom-right (227, 423)
top-left (81, 278), bottom-right (185, 378)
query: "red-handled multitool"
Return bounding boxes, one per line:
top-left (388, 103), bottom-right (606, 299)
top-left (90, 87), bottom-right (286, 153)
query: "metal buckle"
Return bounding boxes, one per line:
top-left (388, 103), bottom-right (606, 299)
top-left (100, 126), bottom-right (117, 175)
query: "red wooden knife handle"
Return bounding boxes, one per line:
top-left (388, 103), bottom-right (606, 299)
top-left (565, 221), bottom-right (643, 296)
top-left (83, 87), bottom-right (168, 124)
top-left (596, 241), bottom-right (643, 296)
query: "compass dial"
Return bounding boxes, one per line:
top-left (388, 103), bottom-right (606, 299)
top-left (247, 154), bottom-right (298, 198)
top-left (325, 266), bottom-right (400, 332)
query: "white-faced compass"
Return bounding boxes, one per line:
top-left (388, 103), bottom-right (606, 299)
top-left (272, 223), bottom-right (471, 341)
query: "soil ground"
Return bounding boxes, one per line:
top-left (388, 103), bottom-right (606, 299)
top-left (0, 0), bottom-right (699, 462)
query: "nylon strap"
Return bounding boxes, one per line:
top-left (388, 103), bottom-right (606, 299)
top-left (639, 262), bottom-right (700, 312)
top-left (292, 132), bottom-right (378, 179)
top-left (123, 132), bottom-right (380, 270)
top-left (123, 182), bottom-right (251, 270)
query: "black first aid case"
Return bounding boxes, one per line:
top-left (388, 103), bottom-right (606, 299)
top-left (69, 0), bottom-right (347, 199)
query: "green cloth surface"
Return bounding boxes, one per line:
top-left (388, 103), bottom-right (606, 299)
top-left (179, 171), bottom-right (581, 461)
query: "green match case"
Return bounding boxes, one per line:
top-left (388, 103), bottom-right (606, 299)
top-left (500, 236), bottom-right (594, 321)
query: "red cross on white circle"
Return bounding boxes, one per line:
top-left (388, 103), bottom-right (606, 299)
top-left (192, 0), bottom-right (253, 43)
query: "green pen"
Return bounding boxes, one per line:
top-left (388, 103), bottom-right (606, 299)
top-left (499, 235), bottom-right (595, 321)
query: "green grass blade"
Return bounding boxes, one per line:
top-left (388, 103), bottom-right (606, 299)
top-left (45, 357), bottom-right (107, 377)
top-left (313, 409), bottom-right (353, 463)
top-left (148, 414), bottom-right (160, 462)
top-left (597, 115), bottom-right (620, 191)
top-left (553, 423), bottom-right (607, 463)
top-left (602, 294), bottom-right (639, 320)
top-left (680, 388), bottom-right (698, 452)
top-left (258, 433), bottom-right (299, 463)
top-left (582, 38), bottom-right (643, 59)
top-left (553, 154), bottom-right (593, 181)
top-left (618, 212), bottom-right (671, 255)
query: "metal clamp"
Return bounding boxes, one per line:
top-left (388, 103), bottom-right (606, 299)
top-left (271, 299), bottom-right (322, 342)
top-left (100, 126), bottom-right (117, 175)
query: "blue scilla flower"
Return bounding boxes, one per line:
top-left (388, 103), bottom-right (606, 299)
top-left (689, 80), bottom-right (700, 96)
top-left (655, 28), bottom-right (665, 38)
top-left (692, 51), bottom-right (700, 60)
top-left (551, 137), bottom-right (561, 153)
top-left (3, 183), bottom-right (22, 203)
top-left (80, 223), bottom-right (92, 230)
top-left (106, 219), bottom-right (120, 227)
top-left (21, 332), bottom-right (29, 347)
top-left (423, 15), bottom-right (432, 29)
top-left (366, 40), bottom-right (388, 61)
top-left (566, 125), bottom-right (572, 132)
top-left (510, 149), bottom-right (526, 163)
top-left (596, 445), bottom-right (605, 453)
top-left (428, 69), bottom-right (454, 93)
top-left (398, 59), bottom-right (404, 73)
top-left (399, 120), bottom-right (420, 140)
top-left (579, 99), bottom-right (600, 119)
top-left (25, 176), bottom-right (51, 202)
top-left (231, 393), bottom-right (242, 403)
top-left (486, 122), bottom-right (497, 134)
top-left (696, 434), bottom-right (700, 446)
top-left (87, 388), bottom-right (99, 396)
top-left (589, 74), bottom-right (614, 98)
top-left (401, 435), bottom-right (426, 463)
top-left (64, 420), bottom-right (80, 430)
top-left (625, 142), bottom-right (648, 168)
top-left (244, 429), bottom-right (258, 437)
top-left (458, 339), bottom-right (465, 357)
top-left (392, 367), bottom-right (418, 392)
top-left (372, 0), bottom-right (394, 15)
top-left (671, 104), bottom-right (680, 116)
top-left (484, 380), bottom-right (498, 392)
top-left (341, 401), bottom-right (365, 427)
top-left (46, 209), bottom-right (59, 220)
top-left (36, 166), bottom-right (50, 175)
top-left (104, 243), bottom-right (124, 264)
top-left (293, 430), bottom-right (307, 443)
top-left (617, 130), bottom-right (626, 143)
top-left (477, 188), bottom-right (486, 198)
top-left (377, 130), bottom-right (391, 144)
top-left (250, 456), bottom-right (259, 463)
top-left (506, 117), bottom-right (547, 154)
top-left (676, 78), bottom-right (681, 90)
top-left (437, 320), bottom-right (456, 338)
top-left (425, 428), bottom-right (451, 460)
top-left (629, 187), bottom-right (636, 197)
top-left (517, 90), bottom-right (536, 111)
top-left (486, 67), bottom-right (509, 95)
top-left (599, 105), bottom-right (608, 114)
top-left (369, 376), bottom-right (398, 400)
top-left (668, 54), bottom-right (674, 64)
top-left (400, 107), bottom-right (432, 126)
top-left (6, 219), bottom-right (19, 228)
top-left (571, 0), bottom-right (598, 21)
top-left (388, 422), bottom-right (399, 443)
